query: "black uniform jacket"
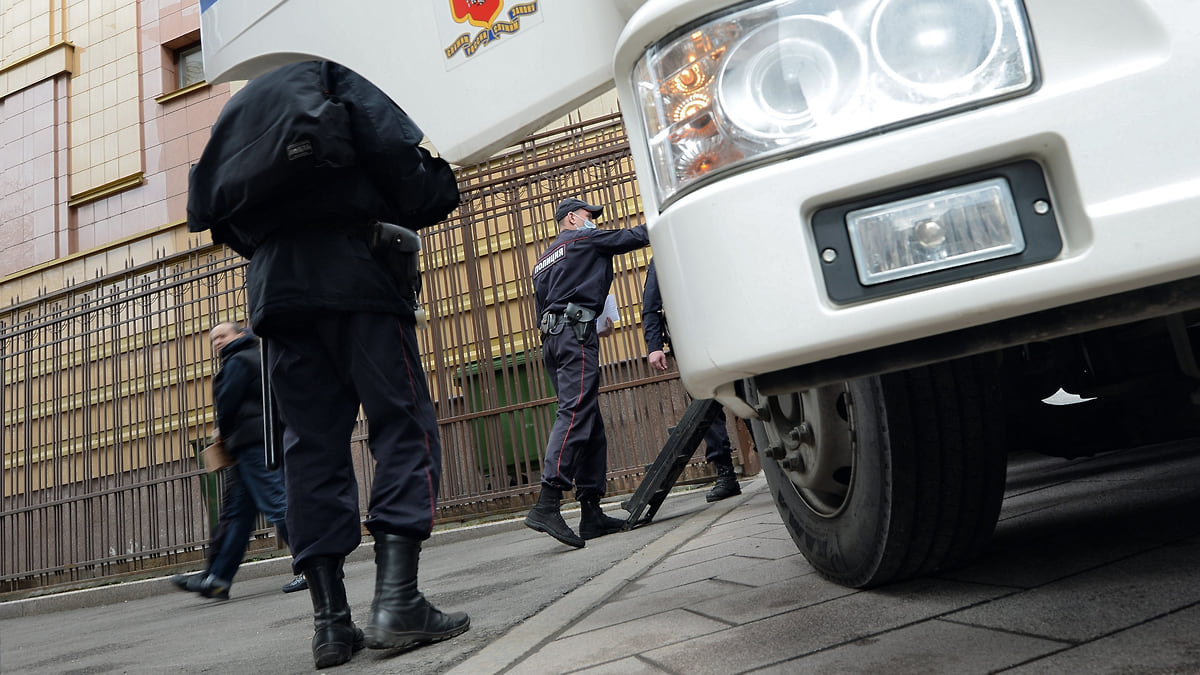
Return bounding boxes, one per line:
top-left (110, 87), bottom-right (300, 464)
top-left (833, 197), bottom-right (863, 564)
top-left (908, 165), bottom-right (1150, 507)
top-left (187, 60), bottom-right (461, 332)
top-left (532, 225), bottom-right (650, 317)
top-left (188, 61), bottom-right (458, 257)
top-left (214, 334), bottom-right (265, 453)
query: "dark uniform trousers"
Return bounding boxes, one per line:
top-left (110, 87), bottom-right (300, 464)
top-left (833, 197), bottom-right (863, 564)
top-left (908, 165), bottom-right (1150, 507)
top-left (540, 327), bottom-right (608, 499)
top-left (265, 311), bottom-right (441, 572)
top-left (702, 403), bottom-right (734, 463)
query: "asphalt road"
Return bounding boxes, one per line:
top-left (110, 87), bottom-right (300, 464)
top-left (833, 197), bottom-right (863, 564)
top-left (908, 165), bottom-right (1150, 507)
top-left (3, 438), bottom-right (1200, 673)
top-left (0, 492), bottom-right (720, 674)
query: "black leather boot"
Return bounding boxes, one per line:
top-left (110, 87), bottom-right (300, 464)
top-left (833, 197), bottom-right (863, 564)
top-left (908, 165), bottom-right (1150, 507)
top-left (706, 461), bottom-right (742, 502)
top-left (578, 494), bottom-right (625, 540)
top-left (363, 533), bottom-right (471, 651)
top-left (524, 486), bottom-right (585, 548)
top-left (304, 556), bottom-right (364, 669)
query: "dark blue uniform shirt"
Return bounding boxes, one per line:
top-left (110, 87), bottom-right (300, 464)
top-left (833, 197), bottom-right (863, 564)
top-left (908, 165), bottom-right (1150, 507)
top-left (532, 225), bottom-right (649, 316)
top-left (641, 259), bottom-right (669, 354)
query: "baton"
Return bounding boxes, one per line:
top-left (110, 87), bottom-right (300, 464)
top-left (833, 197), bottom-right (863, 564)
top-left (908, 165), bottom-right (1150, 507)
top-left (261, 337), bottom-right (285, 470)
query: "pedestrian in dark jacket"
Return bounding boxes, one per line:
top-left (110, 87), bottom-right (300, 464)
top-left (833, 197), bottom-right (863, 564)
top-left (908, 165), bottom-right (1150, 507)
top-left (171, 459), bottom-right (308, 598)
top-left (171, 322), bottom-right (293, 601)
top-left (642, 260), bottom-right (741, 502)
top-left (188, 60), bottom-right (467, 669)
top-left (524, 197), bottom-right (650, 548)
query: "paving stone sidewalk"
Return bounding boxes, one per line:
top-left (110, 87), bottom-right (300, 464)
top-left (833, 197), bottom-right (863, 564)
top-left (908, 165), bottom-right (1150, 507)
top-left (488, 442), bottom-right (1200, 674)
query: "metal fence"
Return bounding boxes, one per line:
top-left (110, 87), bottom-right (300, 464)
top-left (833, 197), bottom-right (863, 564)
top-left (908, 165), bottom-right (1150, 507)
top-left (0, 114), bottom-right (749, 596)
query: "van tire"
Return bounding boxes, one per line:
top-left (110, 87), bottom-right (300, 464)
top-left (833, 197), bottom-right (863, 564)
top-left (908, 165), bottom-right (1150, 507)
top-left (753, 356), bottom-right (1007, 588)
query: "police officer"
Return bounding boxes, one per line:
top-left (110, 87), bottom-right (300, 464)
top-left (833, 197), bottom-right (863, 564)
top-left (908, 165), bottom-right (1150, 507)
top-left (525, 197), bottom-right (650, 548)
top-left (642, 260), bottom-right (742, 502)
top-left (189, 61), bottom-right (467, 669)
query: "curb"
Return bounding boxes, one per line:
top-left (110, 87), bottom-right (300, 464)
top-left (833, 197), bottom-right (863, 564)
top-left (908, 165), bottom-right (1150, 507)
top-left (0, 514), bottom-right (532, 620)
top-left (446, 478), bottom-right (765, 674)
top-left (0, 494), bottom-right (662, 620)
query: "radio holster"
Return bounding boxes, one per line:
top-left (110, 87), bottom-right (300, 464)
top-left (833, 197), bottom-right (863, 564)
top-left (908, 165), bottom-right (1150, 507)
top-left (368, 220), bottom-right (422, 310)
top-left (563, 302), bottom-right (596, 344)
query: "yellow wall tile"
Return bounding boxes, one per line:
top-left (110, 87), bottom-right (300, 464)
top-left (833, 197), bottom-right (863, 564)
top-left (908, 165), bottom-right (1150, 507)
top-left (175, 228), bottom-right (202, 250)
top-left (60, 258), bottom-right (87, 286)
top-left (152, 232), bottom-right (177, 254)
top-left (18, 275), bottom-right (41, 302)
top-left (37, 266), bottom-right (67, 295)
top-left (7, 22), bottom-right (32, 59)
top-left (116, 91), bottom-right (138, 125)
top-left (117, 153), bottom-right (139, 177)
top-left (94, 39), bottom-right (111, 66)
top-left (104, 132), bottom-right (118, 159)
top-left (105, 246), bottom-right (128, 273)
top-left (127, 237), bottom-right (152, 266)
top-left (116, 69), bottom-right (137, 103)
top-left (116, 125), bottom-right (138, 155)
top-left (114, 3), bottom-right (136, 31)
top-left (72, 89), bottom-right (90, 116)
top-left (116, 53), bottom-right (135, 75)
top-left (82, 253), bottom-right (104, 280)
top-left (88, 86), bottom-right (103, 117)
top-left (70, 144), bottom-right (89, 169)
top-left (28, 54), bottom-right (47, 80)
top-left (2, 0), bottom-right (32, 26)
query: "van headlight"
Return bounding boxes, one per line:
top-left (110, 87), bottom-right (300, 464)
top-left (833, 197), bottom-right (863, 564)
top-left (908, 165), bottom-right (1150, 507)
top-left (632, 0), bottom-right (1037, 205)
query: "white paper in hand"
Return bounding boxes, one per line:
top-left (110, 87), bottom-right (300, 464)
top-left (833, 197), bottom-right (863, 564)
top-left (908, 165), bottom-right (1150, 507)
top-left (596, 294), bottom-right (620, 330)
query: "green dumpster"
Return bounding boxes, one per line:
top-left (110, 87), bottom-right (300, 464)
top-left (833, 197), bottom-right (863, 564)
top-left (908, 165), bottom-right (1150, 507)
top-left (457, 351), bottom-right (556, 486)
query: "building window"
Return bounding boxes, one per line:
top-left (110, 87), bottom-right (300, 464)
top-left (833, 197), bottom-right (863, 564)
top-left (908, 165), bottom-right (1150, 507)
top-left (177, 44), bottom-right (205, 89)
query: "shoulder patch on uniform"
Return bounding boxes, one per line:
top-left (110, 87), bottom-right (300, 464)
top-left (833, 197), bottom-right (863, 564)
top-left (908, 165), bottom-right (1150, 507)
top-left (533, 244), bottom-right (567, 277)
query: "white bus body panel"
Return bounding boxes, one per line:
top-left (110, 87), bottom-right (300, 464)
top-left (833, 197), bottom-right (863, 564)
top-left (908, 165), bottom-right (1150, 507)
top-left (199, 0), bottom-right (646, 165)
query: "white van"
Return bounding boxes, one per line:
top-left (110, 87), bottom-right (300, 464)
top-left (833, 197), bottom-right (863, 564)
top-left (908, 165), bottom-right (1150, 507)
top-left (201, 0), bottom-right (1200, 587)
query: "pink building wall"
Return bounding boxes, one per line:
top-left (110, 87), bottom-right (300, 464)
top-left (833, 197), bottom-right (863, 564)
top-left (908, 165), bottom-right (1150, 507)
top-left (1, 0), bottom-right (231, 288)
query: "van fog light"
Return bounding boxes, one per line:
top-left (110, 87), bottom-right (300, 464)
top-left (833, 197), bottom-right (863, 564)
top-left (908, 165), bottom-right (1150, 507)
top-left (845, 177), bottom-right (1024, 285)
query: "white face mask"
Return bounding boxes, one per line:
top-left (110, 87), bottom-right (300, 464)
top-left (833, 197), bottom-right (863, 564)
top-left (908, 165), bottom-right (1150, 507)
top-left (577, 213), bottom-right (597, 229)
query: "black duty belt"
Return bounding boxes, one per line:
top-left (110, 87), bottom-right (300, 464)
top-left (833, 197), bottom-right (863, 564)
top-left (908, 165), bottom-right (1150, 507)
top-left (539, 312), bottom-right (566, 336)
top-left (540, 302), bottom-right (597, 343)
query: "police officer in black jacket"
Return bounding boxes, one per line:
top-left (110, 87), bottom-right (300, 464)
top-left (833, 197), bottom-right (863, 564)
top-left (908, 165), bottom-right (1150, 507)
top-left (188, 61), bottom-right (466, 669)
top-left (524, 197), bottom-right (650, 548)
top-left (642, 260), bottom-right (742, 502)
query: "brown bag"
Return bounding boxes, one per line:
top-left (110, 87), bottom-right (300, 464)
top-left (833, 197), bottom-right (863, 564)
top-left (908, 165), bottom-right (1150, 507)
top-left (200, 438), bottom-right (234, 472)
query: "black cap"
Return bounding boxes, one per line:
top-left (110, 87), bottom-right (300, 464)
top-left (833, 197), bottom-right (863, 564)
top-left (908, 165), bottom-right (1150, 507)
top-left (555, 197), bottom-right (603, 223)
